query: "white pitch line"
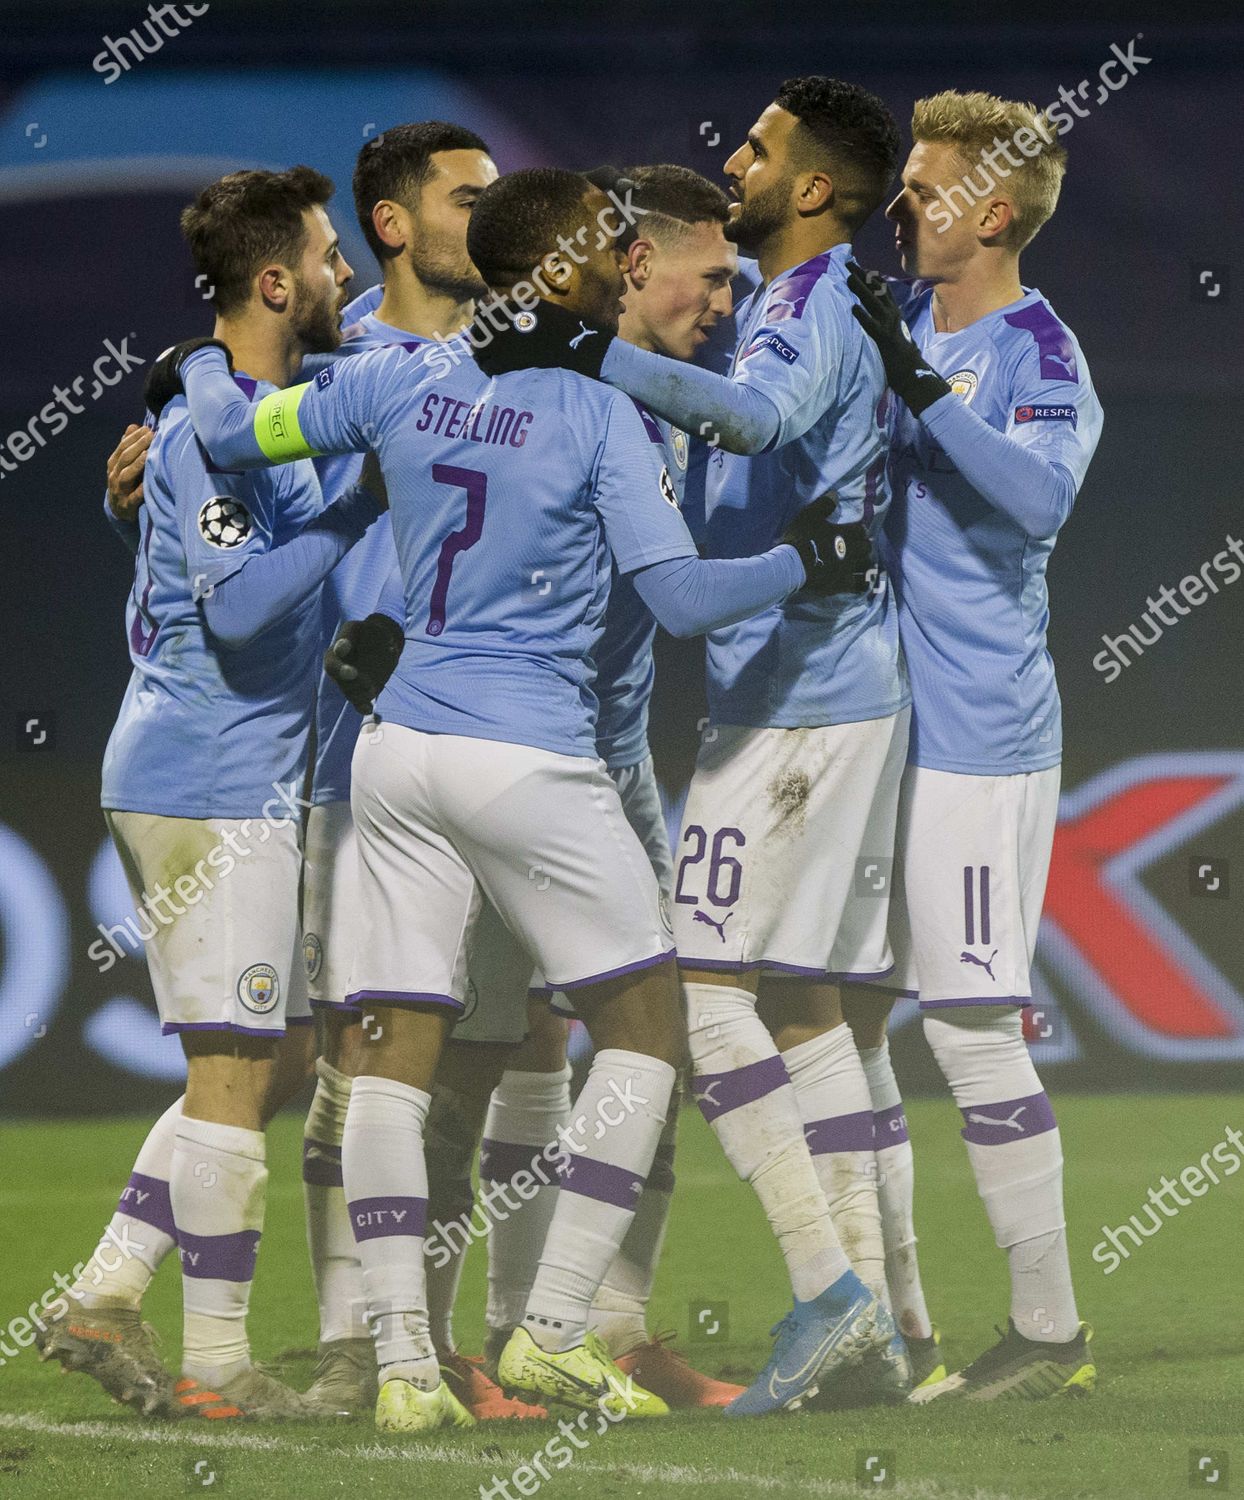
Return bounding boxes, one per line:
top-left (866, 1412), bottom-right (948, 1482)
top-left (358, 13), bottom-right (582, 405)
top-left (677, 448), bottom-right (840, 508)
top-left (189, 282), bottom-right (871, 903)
top-left (0, 1411), bottom-right (1014, 1499)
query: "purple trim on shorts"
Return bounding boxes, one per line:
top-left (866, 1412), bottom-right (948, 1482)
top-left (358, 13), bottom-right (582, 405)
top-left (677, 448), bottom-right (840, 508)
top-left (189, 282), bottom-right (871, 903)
top-left (804, 1109), bottom-right (876, 1155)
top-left (691, 1053), bottom-right (789, 1123)
top-left (302, 1137), bottom-right (343, 1188)
top-left (178, 1228), bottom-right (261, 1282)
top-left (161, 1021), bottom-right (283, 1039)
top-left (344, 989), bottom-right (465, 1014)
top-left (959, 1091), bottom-right (1057, 1146)
top-left (308, 998), bottom-right (360, 1015)
top-left (918, 995), bottom-right (1028, 1011)
top-left (556, 1153), bottom-right (645, 1210)
top-left (479, 1138), bottom-right (543, 1185)
top-left (348, 1195), bottom-right (427, 1241)
top-left (677, 956), bottom-right (894, 983)
top-left (554, 947), bottom-right (675, 992)
top-left (117, 1171), bottom-right (176, 1239)
top-left (874, 1103), bottom-right (910, 1146)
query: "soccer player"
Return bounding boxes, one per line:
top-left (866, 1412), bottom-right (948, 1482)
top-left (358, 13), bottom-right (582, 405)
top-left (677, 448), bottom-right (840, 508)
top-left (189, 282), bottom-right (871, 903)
top-left (845, 90), bottom-right (1102, 1400)
top-left (40, 167), bottom-right (385, 1420)
top-left (473, 163), bottom-right (745, 1408)
top-left (171, 165), bottom-right (876, 1431)
top-left (476, 79), bottom-right (914, 1414)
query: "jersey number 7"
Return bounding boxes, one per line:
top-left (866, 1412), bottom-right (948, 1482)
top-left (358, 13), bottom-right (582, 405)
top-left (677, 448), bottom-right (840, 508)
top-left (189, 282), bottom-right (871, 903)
top-left (427, 465), bottom-right (488, 637)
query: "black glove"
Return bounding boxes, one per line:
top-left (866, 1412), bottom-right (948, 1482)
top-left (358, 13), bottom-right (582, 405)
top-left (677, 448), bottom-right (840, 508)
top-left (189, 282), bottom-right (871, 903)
top-left (779, 493), bottom-right (877, 596)
top-left (143, 337), bottom-right (234, 418)
top-left (846, 261), bottom-right (950, 418)
top-left (324, 614), bottom-right (404, 715)
top-left (472, 298), bottom-right (612, 381)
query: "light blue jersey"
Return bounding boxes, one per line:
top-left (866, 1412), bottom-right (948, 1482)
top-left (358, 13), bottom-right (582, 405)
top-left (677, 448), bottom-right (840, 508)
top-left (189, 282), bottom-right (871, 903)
top-left (101, 378), bottom-right (324, 818)
top-left (704, 243), bottom-right (908, 728)
top-left (594, 398), bottom-right (689, 769)
top-left (311, 302), bottom-right (426, 805)
top-left (290, 344), bottom-right (698, 757)
top-left (885, 285), bottom-right (1103, 774)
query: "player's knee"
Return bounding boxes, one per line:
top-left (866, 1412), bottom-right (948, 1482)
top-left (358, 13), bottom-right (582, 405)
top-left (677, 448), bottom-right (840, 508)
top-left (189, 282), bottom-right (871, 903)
top-left (922, 1004), bottom-right (1030, 1091)
top-left (510, 1001), bottom-right (568, 1072)
top-left (840, 984), bottom-right (895, 1050)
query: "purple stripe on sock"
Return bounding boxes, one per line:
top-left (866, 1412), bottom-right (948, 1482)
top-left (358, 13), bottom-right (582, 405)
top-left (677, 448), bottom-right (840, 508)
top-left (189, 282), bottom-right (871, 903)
top-left (691, 1053), bottom-right (789, 1123)
top-left (479, 1138), bottom-right (542, 1185)
top-left (177, 1229), bottom-right (260, 1282)
top-left (959, 1091), bottom-right (1057, 1146)
top-left (302, 1137), bottom-right (343, 1188)
top-left (804, 1109), bottom-right (876, 1155)
top-left (117, 1171), bottom-right (176, 1239)
top-left (347, 1195), bottom-right (427, 1241)
top-left (874, 1103), bottom-right (910, 1146)
top-left (556, 1154), bottom-right (645, 1211)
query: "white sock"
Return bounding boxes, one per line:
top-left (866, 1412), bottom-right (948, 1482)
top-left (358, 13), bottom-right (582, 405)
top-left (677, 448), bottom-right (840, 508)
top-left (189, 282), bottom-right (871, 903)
top-left (685, 984), bottom-right (850, 1303)
top-left (171, 1114), bottom-right (266, 1386)
top-left (303, 1059), bottom-right (368, 1344)
top-left (589, 1092), bottom-right (678, 1356)
top-left (72, 1097), bottom-right (182, 1311)
top-left (859, 1039), bottom-right (933, 1340)
top-left (423, 1082), bottom-right (482, 1355)
top-left (783, 1024), bottom-right (888, 1307)
top-left (482, 1065), bottom-right (572, 1340)
top-left (523, 1050), bottom-right (674, 1352)
top-left (924, 1006), bottom-right (1079, 1343)
top-left (342, 1075), bottom-right (438, 1389)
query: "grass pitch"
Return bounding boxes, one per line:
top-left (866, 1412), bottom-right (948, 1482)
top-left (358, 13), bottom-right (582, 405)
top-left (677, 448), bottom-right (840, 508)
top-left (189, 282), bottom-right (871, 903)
top-left (1, 1093), bottom-right (1240, 1499)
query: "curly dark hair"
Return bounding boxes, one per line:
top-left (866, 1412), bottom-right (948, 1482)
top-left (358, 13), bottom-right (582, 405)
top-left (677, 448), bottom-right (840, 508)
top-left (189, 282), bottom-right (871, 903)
top-left (180, 165), bottom-right (334, 316)
top-left (774, 76), bottom-right (901, 231)
top-left (466, 167), bottom-right (592, 289)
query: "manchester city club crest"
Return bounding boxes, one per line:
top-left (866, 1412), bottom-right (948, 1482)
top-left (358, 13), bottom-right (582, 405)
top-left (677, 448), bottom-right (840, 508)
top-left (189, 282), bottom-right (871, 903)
top-left (237, 962), bottom-right (280, 1015)
top-left (302, 933), bottom-right (323, 983)
top-left (670, 426), bottom-right (689, 470)
top-left (948, 369), bottom-right (979, 402)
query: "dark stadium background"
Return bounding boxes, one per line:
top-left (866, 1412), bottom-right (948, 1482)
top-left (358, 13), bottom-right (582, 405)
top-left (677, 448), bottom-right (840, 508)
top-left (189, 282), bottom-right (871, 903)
top-left (2, 1), bottom-right (1242, 1112)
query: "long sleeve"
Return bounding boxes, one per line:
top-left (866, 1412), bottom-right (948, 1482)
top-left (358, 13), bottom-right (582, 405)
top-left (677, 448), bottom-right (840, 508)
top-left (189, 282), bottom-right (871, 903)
top-left (181, 347), bottom-right (273, 469)
top-left (202, 483), bottom-right (382, 648)
top-left (919, 393), bottom-right (1076, 541)
top-left (103, 488), bottom-right (141, 554)
top-left (631, 547), bottom-right (804, 639)
top-left (600, 338), bottom-right (782, 455)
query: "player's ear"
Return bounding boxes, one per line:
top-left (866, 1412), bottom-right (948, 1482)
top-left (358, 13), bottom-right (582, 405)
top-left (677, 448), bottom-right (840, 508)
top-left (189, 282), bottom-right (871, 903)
top-left (371, 199), bottom-right (409, 254)
top-left (256, 261), bottom-right (292, 312)
top-left (541, 251), bottom-right (576, 293)
top-left (797, 170), bottom-right (833, 217)
top-left (978, 195), bottom-right (1014, 245)
top-left (626, 238), bottom-right (654, 287)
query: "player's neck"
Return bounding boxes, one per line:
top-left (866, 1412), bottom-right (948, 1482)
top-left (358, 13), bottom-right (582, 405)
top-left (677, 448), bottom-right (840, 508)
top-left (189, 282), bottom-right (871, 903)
top-left (376, 271), bottom-right (474, 341)
top-left (756, 221), bottom-right (849, 284)
top-left (929, 259), bottom-right (1024, 333)
top-left (214, 317), bottom-right (301, 389)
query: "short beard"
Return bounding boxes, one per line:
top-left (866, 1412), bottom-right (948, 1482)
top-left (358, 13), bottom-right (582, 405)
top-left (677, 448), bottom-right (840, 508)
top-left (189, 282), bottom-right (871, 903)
top-left (408, 234), bottom-right (486, 305)
top-left (726, 174), bottom-right (792, 255)
top-left (292, 277), bottom-right (343, 355)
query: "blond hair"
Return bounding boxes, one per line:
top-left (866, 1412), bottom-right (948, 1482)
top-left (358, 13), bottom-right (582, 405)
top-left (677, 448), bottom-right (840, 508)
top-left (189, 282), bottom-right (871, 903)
top-left (912, 90), bottom-right (1067, 249)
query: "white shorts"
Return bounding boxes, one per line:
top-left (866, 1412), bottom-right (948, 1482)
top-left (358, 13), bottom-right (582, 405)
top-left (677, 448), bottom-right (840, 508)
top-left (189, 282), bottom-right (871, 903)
top-left (105, 809), bottom-right (311, 1037)
top-left (303, 798), bottom-right (533, 1047)
top-left (547, 753), bottom-right (673, 1018)
top-left (346, 727), bottom-right (673, 1019)
top-left (670, 710), bottom-right (910, 979)
top-left (869, 763), bottom-right (1061, 1009)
